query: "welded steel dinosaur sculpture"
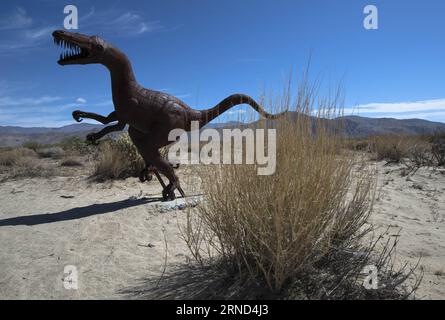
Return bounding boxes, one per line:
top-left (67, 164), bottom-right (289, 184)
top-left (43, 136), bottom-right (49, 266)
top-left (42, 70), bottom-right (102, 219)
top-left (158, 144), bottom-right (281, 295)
top-left (53, 30), bottom-right (283, 201)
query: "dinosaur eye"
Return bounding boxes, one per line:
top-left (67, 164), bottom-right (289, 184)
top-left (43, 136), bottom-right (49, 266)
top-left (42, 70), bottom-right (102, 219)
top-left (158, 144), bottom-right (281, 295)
top-left (92, 36), bottom-right (105, 50)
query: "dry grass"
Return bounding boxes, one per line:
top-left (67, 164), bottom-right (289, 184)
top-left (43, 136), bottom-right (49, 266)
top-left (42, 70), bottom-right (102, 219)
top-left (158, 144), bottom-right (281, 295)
top-left (0, 148), bottom-right (37, 166)
top-left (59, 136), bottom-right (95, 157)
top-left (183, 85), bottom-right (364, 289)
top-left (430, 133), bottom-right (445, 166)
top-left (0, 147), bottom-right (56, 180)
top-left (92, 133), bottom-right (176, 181)
top-left (92, 134), bottom-right (145, 181)
top-left (178, 77), bottom-right (420, 299)
top-left (349, 133), bottom-right (445, 170)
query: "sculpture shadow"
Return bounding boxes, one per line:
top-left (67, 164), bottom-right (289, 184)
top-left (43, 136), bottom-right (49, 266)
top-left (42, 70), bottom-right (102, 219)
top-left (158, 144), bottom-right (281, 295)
top-left (0, 197), bottom-right (163, 227)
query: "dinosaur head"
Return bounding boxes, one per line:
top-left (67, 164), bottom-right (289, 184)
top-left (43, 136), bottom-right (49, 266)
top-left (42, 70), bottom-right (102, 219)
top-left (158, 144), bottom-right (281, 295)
top-left (52, 30), bottom-right (109, 66)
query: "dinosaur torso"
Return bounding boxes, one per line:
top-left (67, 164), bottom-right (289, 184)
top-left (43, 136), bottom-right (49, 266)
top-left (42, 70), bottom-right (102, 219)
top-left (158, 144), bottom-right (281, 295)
top-left (51, 30), bottom-right (281, 146)
top-left (113, 84), bottom-right (201, 140)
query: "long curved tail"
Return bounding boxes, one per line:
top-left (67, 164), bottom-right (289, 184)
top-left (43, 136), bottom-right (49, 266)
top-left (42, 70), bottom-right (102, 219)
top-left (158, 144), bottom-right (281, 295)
top-left (200, 93), bottom-right (286, 126)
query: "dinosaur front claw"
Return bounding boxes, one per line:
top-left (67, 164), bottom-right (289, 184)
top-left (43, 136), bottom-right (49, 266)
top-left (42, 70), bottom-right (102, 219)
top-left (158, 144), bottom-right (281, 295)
top-left (72, 110), bottom-right (84, 122)
top-left (139, 168), bottom-right (153, 183)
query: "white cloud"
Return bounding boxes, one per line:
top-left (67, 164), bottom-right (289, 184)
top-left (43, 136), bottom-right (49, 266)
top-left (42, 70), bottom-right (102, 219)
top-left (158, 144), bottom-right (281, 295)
top-left (0, 7), bottom-right (57, 54)
top-left (80, 7), bottom-right (162, 37)
top-left (227, 109), bottom-right (247, 115)
top-left (0, 5), bottom-right (162, 55)
top-left (0, 25), bottom-right (56, 53)
top-left (0, 96), bottom-right (63, 107)
top-left (24, 26), bottom-right (55, 41)
top-left (346, 98), bottom-right (445, 115)
top-left (76, 97), bottom-right (87, 104)
top-left (343, 98), bottom-right (445, 123)
top-left (0, 94), bottom-right (115, 127)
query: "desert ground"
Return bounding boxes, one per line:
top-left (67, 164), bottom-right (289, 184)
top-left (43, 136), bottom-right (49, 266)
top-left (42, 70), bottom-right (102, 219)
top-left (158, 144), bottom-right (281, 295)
top-left (0, 154), bottom-right (444, 299)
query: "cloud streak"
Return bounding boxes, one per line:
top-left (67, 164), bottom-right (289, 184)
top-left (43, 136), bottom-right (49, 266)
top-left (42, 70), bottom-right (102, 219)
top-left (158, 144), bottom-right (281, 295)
top-left (345, 98), bottom-right (445, 122)
top-left (0, 6), bottom-right (56, 54)
top-left (346, 98), bottom-right (445, 115)
top-left (79, 6), bottom-right (162, 37)
top-left (0, 5), bottom-right (163, 55)
top-left (0, 93), bottom-right (113, 127)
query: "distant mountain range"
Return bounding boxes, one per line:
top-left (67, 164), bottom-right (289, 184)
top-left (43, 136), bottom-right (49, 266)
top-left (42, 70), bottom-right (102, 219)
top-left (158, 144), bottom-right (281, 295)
top-left (1, 114), bottom-right (445, 147)
top-left (0, 123), bottom-right (105, 147)
top-left (339, 115), bottom-right (445, 137)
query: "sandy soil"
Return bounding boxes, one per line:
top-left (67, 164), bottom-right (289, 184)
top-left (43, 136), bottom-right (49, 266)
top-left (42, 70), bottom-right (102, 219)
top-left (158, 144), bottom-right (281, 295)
top-left (0, 162), bottom-right (444, 299)
top-left (0, 169), bottom-right (201, 299)
top-left (372, 162), bottom-right (445, 299)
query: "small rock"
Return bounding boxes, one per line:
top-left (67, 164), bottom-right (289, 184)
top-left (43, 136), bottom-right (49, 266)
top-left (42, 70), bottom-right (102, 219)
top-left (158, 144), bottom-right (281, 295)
top-left (138, 243), bottom-right (155, 248)
top-left (412, 183), bottom-right (423, 190)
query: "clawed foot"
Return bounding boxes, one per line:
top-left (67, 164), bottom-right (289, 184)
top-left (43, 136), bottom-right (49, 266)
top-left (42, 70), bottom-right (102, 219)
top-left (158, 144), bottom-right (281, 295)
top-left (139, 167), bottom-right (153, 183)
top-left (162, 183), bottom-right (176, 201)
top-left (86, 132), bottom-right (99, 145)
top-left (72, 110), bottom-right (85, 122)
top-left (171, 163), bottom-right (180, 169)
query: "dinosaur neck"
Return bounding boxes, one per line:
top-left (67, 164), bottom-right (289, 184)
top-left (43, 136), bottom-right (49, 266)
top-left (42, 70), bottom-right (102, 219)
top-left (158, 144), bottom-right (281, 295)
top-left (103, 51), bottom-right (138, 103)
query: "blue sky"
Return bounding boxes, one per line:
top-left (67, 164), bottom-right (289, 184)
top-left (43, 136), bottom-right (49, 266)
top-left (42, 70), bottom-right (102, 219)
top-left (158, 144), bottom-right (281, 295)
top-left (0, 0), bottom-right (445, 127)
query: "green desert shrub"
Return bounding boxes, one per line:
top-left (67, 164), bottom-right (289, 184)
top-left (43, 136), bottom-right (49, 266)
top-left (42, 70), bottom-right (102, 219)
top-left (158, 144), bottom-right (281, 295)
top-left (36, 146), bottom-right (65, 159)
top-left (22, 141), bottom-right (42, 151)
top-left (59, 136), bottom-right (92, 156)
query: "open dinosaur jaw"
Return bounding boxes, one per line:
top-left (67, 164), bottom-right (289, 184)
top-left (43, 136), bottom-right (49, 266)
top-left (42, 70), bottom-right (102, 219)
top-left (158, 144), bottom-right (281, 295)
top-left (52, 31), bottom-right (91, 65)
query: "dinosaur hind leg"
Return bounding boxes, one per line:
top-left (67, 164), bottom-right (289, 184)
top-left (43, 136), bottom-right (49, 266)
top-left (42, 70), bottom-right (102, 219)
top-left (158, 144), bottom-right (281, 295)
top-left (129, 127), bottom-right (183, 201)
top-left (149, 150), bottom-right (181, 201)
